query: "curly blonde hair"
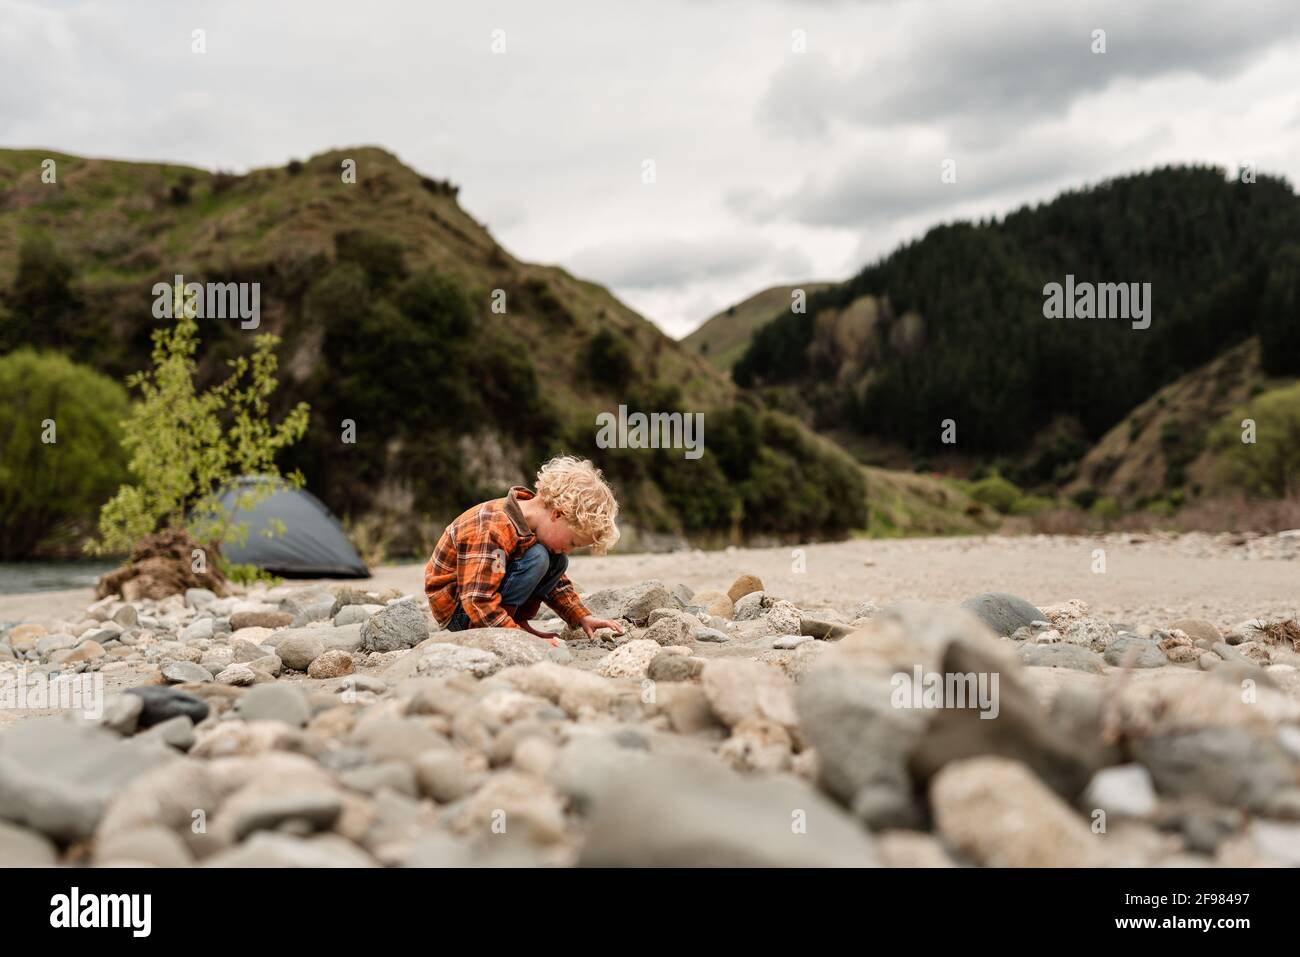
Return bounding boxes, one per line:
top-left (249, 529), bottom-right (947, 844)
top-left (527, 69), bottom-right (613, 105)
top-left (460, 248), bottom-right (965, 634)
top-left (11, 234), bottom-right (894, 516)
top-left (534, 455), bottom-right (621, 554)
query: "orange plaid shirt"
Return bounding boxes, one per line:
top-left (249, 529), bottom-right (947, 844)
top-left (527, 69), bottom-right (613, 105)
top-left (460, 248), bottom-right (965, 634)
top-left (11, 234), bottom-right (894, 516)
top-left (424, 486), bottom-right (592, 630)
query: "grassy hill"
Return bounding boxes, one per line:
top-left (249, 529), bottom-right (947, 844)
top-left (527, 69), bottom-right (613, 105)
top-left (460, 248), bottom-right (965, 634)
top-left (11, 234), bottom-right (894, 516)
top-left (682, 282), bottom-right (832, 373)
top-left (0, 147), bottom-right (872, 558)
top-left (1068, 338), bottom-right (1296, 506)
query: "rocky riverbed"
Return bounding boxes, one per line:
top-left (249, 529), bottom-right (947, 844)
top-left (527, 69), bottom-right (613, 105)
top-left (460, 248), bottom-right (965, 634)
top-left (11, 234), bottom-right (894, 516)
top-left (1, 552), bottom-right (1299, 867)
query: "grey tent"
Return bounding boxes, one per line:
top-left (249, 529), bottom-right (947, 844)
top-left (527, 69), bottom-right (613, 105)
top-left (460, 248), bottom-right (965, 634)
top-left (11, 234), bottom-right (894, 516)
top-left (211, 478), bottom-right (369, 578)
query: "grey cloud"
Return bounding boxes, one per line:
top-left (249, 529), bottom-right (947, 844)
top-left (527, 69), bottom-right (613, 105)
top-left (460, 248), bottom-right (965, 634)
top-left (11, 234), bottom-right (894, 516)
top-left (731, 128), bottom-right (1115, 226)
top-left (758, 0), bottom-right (1300, 144)
top-left (565, 235), bottom-right (808, 289)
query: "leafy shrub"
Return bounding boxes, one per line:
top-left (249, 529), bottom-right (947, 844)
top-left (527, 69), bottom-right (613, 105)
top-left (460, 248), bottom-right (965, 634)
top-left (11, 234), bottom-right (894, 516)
top-left (1207, 383), bottom-right (1300, 496)
top-left (334, 229), bottom-right (407, 291)
top-left (1090, 496), bottom-right (1122, 521)
top-left (1010, 493), bottom-right (1054, 515)
top-left (89, 284), bottom-right (310, 555)
top-left (0, 350), bottom-right (130, 558)
top-left (1, 234), bottom-right (83, 355)
top-left (396, 269), bottom-right (473, 339)
top-left (585, 328), bottom-right (634, 387)
top-left (968, 473), bottom-right (1022, 514)
top-left (1071, 487), bottom-right (1100, 510)
top-left (168, 174), bottom-right (195, 206)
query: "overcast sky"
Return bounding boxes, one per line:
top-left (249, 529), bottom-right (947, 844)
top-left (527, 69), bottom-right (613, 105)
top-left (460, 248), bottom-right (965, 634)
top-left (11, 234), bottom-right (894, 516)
top-left (4, 0), bottom-right (1300, 337)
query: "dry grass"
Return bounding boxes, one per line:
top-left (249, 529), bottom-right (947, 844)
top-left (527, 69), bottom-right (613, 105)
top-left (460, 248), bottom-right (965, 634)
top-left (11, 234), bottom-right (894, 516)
top-left (1027, 495), bottom-right (1300, 536)
top-left (1260, 618), bottom-right (1300, 650)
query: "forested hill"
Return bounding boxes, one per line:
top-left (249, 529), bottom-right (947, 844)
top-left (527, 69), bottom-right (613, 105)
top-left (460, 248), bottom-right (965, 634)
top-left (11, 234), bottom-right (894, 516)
top-left (734, 165), bottom-right (1300, 484)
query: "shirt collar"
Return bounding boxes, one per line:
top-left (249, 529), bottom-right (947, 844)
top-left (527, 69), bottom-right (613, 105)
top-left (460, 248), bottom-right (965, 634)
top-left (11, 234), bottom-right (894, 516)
top-left (505, 486), bottom-right (535, 538)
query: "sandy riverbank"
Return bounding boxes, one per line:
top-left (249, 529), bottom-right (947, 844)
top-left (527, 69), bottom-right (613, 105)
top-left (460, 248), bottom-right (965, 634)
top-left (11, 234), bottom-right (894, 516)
top-left (8, 532), bottom-right (1292, 634)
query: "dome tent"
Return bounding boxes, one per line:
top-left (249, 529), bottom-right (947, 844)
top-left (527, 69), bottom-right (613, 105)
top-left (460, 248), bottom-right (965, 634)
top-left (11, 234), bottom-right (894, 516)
top-left (210, 477), bottom-right (369, 578)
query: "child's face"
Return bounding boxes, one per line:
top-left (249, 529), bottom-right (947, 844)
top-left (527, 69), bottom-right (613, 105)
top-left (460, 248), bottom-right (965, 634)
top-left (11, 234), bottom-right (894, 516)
top-left (536, 509), bottom-right (594, 555)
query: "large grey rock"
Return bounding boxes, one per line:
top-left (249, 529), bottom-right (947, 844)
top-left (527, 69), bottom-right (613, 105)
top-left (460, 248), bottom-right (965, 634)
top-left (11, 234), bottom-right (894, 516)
top-left (111, 604), bottom-right (140, 628)
top-left (227, 791), bottom-right (343, 841)
top-left (361, 598), bottom-right (431, 653)
top-left (143, 715), bottom-right (196, 751)
top-left (0, 818), bottom-right (59, 865)
top-left (415, 643), bottom-right (503, 679)
top-left (274, 632), bottom-right (326, 671)
top-left (931, 756), bottom-right (1103, 867)
top-left (204, 832), bottom-right (377, 867)
top-left (185, 588), bottom-right (218, 609)
top-left (582, 581), bottom-right (671, 625)
top-left (95, 825), bottom-right (192, 867)
top-left (1018, 642), bottom-right (1108, 674)
top-left (276, 585), bottom-right (336, 616)
top-left (643, 614), bottom-right (695, 646)
top-left (1133, 727), bottom-right (1297, 812)
top-left (236, 683), bottom-right (312, 726)
top-left (0, 718), bottom-right (174, 842)
top-left (549, 735), bottom-right (652, 814)
top-left (578, 756), bottom-right (877, 866)
top-left (290, 601), bottom-right (335, 628)
top-left (451, 628), bottom-right (554, 667)
top-left (700, 659), bottom-right (798, 729)
top-left (647, 652), bottom-right (703, 683)
top-left (162, 661), bottom-right (213, 684)
top-left (179, 618), bottom-right (215, 643)
top-left (414, 750), bottom-right (487, 803)
top-left (100, 693), bottom-right (144, 735)
top-left (796, 602), bottom-right (1095, 829)
top-left (960, 592), bottom-right (1045, 637)
top-left (733, 592), bottom-right (767, 621)
top-left (334, 604), bottom-right (381, 627)
top-left (1104, 635), bottom-right (1169, 668)
top-left (35, 633), bottom-right (77, 657)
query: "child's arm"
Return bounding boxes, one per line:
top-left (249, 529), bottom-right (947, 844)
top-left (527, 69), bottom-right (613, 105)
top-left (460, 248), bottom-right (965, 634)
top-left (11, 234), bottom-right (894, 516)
top-left (545, 577), bottom-right (624, 638)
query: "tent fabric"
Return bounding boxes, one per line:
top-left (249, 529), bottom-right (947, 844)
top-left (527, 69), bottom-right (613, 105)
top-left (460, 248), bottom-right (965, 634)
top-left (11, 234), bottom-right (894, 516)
top-left (212, 479), bottom-right (370, 578)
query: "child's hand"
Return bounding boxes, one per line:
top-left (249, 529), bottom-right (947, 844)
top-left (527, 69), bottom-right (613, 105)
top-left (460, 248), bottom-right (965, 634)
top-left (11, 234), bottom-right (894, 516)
top-left (579, 615), bottom-right (624, 640)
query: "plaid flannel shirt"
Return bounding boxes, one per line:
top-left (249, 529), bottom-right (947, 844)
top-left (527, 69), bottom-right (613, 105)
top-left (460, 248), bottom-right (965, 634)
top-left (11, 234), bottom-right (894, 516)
top-left (424, 486), bottom-right (592, 630)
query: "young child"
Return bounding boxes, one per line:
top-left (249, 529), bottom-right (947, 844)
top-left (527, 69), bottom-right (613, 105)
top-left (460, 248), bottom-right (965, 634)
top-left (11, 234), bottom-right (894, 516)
top-left (424, 456), bottom-right (625, 645)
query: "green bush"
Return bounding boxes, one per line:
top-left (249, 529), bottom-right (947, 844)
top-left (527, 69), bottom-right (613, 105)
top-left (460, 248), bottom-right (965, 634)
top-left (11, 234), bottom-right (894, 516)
top-left (585, 328), bottom-right (635, 387)
top-left (0, 350), bottom-right (130, 558)
top-left (1, 234), bottom-right (89, 357)
top-left (1010, 493), bottom-right (1054, 516)
top-left (334, 229), bottom-right (407, 291)
top-left (1090, 496), bottom-right (1122, 521)
top-left (1144, 498), bottom-right (1176, 517)
top-left (968, 473), bottom-right (1022, 514)
top-left (1207, 383), bottom-right (1300, 496)
top-left (89, 284), bottom-right (310, 555)
top-left (1071, 487), bottom-right (1100, 510)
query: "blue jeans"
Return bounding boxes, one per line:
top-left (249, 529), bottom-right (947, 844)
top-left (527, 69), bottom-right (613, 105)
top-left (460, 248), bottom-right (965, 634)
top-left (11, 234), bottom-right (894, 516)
top-left (446, 542), bottom-right (568, 631)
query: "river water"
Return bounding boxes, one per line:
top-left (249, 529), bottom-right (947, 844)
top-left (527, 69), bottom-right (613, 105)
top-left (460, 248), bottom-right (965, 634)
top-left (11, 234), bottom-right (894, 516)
top-left (0, 561), bottom-right (114, 596)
